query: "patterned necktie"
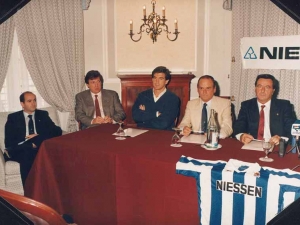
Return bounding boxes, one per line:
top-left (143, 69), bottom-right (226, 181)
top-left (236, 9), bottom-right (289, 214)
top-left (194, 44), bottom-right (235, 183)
top-left (95, 95), bottom-right (101, 117)
top-left (28, 115), bottom-right (34, 135)
top-left (257, 105), bottom-right (265, 140)
top-left (201, 103), bottom-right (207, 132)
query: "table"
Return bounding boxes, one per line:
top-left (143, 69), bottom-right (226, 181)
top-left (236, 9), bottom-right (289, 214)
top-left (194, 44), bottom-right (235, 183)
top-left (25, 124), bottom-right (300, 225)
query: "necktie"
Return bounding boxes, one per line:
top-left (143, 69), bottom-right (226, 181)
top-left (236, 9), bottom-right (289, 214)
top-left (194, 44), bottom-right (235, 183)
top-left (257, 105), bottom-right (265, 140)
top-left (201, 103), bottom-right (207, 132)
top-left (28, 115), bottom-right (34, 135)
top-left (95, 95), bottom-right (101, 117)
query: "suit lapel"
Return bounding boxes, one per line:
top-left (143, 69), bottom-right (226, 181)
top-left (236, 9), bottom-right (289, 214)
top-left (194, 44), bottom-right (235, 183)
top-left (101, 90), bottom-right (110, 116)
top-left (18, 111), bottom-right (27, 138)
top-left (84, 90), bottom-right (95, 117)
top-left (270, 99), bottom-right (280, 136)
top-left (250, 99), bottom-right (260, 124)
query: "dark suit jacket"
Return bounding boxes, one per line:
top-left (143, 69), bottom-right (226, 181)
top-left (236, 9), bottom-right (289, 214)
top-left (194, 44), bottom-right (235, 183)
top-left (75, 89), bottom-right (126, 129)
top-left (5, 109), bottom-right (62, 149)
top-left (233, 98), bottom-right (296, 140)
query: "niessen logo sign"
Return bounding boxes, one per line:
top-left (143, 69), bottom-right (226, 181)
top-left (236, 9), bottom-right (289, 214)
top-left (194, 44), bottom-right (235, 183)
top-left (240, 35), bottom-right (300, 69)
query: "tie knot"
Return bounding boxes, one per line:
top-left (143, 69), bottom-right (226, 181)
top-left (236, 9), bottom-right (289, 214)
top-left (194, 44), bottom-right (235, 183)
top-left (261, 105), bottom-right (265, 109)
top-left (203, 103), bottom-right (207, 108)
top-left (28, 115), bottom-right (32, 119)
top-left (95, 95), bottom-right (98, 99)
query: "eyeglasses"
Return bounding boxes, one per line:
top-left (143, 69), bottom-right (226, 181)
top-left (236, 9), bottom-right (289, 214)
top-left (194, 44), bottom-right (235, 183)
top-left (255, 85), bottom-right (273, 90)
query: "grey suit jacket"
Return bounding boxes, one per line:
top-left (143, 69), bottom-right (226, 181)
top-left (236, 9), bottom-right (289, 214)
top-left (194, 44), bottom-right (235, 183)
top-left (75, 89), bottom-right (126, 129)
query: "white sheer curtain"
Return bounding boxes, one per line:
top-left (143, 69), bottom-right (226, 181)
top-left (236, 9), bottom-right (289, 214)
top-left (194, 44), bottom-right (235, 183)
top-left (0, 18), bottom-right (14, 112)
top-left (231, 0), bottom-right (300, 118)
top-left (14, 0), bottom-right (85, 132)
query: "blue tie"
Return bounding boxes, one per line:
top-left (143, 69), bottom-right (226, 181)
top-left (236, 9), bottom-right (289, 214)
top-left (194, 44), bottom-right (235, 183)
top-left (201, 103), bottom-right (207, 132)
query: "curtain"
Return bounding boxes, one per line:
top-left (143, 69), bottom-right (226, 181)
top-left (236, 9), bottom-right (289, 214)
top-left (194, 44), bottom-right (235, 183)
top-left (231, 0), bottom-right (300, 118)
top-left (0, 18), bottom-right (14, 111)
top-left (14, 0), bottom-right (85, 132)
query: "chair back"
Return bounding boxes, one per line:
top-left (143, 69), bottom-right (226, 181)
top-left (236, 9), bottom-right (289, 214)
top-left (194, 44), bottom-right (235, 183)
top-left (0, 189), bottom-right (67, 225)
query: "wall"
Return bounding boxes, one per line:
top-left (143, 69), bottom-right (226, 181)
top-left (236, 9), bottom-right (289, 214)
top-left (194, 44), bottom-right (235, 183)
top-left (84, 0), bottom-right (232, 100)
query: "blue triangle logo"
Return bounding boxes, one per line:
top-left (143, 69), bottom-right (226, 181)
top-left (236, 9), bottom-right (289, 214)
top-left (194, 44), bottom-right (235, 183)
top-left (244, 47), bottom-right (257, 59)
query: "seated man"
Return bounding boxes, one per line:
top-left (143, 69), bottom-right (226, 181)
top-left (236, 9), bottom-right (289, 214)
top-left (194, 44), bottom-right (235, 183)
top-left (132, 66), bottom-right (180, 130)
top-left (4, 91), bottom-right (62, 185)
top-left (233, 74), bottom-right (296, 145)
top-left (178, 75), bottom-right (232, 138)
top-left (75, 70), bottom-right (126, 129)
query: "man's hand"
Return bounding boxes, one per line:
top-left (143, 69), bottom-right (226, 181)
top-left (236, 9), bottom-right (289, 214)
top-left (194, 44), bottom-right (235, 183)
top-left (240, 133), bottom-right (254, 144)
top-left (139, 105), bottom-right (145, 111)
top-left (103, 116), bottom-right (113, 124)
top-left (25, 134), bottom-right (38, 139)
top-left (270, 135), bottom-right (281, 145)
top-left (92, 116), bottom-right (105, 124)
top-left (182, 126), bottom-right (192, 137)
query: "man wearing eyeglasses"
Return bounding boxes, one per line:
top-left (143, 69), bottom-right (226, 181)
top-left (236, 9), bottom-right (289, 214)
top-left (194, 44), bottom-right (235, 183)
top-left (233, 74), bottom-right (296, 145)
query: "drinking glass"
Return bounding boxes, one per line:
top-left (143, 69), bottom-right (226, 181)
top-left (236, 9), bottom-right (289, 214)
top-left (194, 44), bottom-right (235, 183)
top-left (171, 128), bottom-right (182, 147)
top-left (115, 121), bottom-right (126, 140)
top-left (259, 138), bottom-right (274, 162)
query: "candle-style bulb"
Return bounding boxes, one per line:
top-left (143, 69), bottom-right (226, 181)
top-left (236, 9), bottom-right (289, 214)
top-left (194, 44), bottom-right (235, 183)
top-left (130, 20), bottom-right (133, 31)
top-left (174, 19), bottom-right (178, 29)
top-left (162, 6), bottom-right (165, 17)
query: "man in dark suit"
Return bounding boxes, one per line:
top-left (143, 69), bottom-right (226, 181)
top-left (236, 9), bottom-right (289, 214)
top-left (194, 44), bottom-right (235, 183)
top-left (132, 66), bottom-right (180, 130)
top-left (233, 74), bottom-right (296, 145)
top-left (4, 91), bottom-right (62, 185)
top-left (75, 70), bottom-right (125, 129)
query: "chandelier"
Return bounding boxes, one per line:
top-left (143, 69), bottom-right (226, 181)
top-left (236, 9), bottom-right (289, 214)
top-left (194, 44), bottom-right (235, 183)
top-left (129, 0), bottom-right (180, 43)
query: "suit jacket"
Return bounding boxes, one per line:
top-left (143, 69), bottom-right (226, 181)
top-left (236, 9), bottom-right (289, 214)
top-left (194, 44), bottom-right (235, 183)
top-left (75, 89), bottom-right (126, 129)
top-left (179, 96), bottom-right (233, 138)
top-left (5, 109), bottom-right (62, 149)
top-left (233, 98), bottom-right (296, 140)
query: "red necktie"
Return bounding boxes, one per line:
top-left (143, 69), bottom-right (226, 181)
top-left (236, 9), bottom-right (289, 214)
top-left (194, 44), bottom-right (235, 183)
top-left (95, 95), bottom-right (101, 117)
top-left (257, 105), bottom-right (265, 140)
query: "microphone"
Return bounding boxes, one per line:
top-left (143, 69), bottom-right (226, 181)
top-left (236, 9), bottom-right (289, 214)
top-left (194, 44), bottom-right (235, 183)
top-left (287, 120), bottom-right (300, 155)
top-left (291, 120), bottom-right (300, 137)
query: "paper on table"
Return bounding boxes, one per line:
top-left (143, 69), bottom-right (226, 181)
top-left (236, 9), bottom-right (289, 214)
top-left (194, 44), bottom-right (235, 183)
top-left (241, 140), bottom-right (263, 151)
top-left (112, 128), bottom-right (148, 137)
top-left (179, 134), bottom-right (206, 144)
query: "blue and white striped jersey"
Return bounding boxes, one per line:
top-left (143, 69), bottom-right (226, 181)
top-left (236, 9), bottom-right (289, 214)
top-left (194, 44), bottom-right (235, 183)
top-left (176, 155), bottom-right (300, 225)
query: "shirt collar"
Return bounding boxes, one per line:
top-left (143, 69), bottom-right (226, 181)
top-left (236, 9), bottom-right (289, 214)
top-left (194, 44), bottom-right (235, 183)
top-left (153, 88), bottom-right (167, 98)
top-left (257, 99), bottom-right (271, 109)
top-left (23, 111), bottom-right (35, 118)
top-left (90, 91), bottom-right (101, 98)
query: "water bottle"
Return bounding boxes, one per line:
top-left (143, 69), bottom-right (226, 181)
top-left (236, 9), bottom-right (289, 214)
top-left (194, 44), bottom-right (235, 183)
top-left (206, 109), bottom-right (219, 148)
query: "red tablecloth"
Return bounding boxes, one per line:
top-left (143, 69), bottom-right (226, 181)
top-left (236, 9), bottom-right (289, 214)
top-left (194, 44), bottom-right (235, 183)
top-left (25, 124), bottom-right (300, 225)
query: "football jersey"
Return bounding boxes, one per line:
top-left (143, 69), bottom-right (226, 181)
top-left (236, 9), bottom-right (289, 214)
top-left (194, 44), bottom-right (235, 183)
top-left (176, 155), bottom-right (300, 225)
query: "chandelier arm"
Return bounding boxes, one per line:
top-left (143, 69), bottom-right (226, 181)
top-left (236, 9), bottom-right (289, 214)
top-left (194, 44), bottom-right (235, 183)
top-left (129, 30), bottom-right (143, 42)
top-left (166, 30), bottom-right (180, 41)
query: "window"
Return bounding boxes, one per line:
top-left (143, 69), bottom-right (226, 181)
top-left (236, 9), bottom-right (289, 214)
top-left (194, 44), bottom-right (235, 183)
top-left (0, 30), bottom-right (49, 112)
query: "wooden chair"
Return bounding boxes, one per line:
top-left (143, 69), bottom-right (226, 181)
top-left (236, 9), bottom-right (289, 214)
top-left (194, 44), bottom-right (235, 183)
top-left (0, 189), bottom-right (67, 225)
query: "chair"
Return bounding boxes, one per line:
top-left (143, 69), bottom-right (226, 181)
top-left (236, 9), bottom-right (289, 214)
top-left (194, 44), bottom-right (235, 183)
top-left (0, 107), bottom-right (63, 195)
top-left (0, 189), bottom-right (67, 225)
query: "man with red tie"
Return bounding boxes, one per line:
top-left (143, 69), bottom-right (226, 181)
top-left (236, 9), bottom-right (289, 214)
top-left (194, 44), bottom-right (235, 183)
top-left (233, 74), bottom-right (296, 145)
top-left (75, 70), bottom-right (125, 129)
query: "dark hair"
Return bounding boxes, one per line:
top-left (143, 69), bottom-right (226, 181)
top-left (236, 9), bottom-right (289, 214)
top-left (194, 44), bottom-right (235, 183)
top-left (197, 75), bottom-right (216, 87)
top-left (20, 91), bottom-right (35, 103)
top-left (151, 66), bottom-right (171, 81)
top-left (84, 70), bottom-right (104, 84)
top-left (255, 74), bottom-right (276, 89)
